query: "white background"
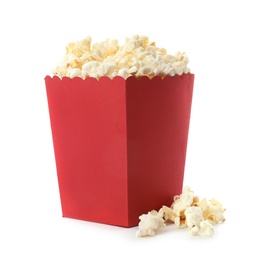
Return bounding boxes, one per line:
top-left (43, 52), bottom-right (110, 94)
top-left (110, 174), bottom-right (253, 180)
top-left (1, 0), bottom-right (261, 259)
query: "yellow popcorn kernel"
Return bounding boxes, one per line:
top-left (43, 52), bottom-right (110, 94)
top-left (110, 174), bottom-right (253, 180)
top-left (145, 46), bottom-right (157, 57)
top-left (126, 41), bottom-right (136, 52)
top-left (69, 68), bottom-right (81, 78)
top-left (92, 42), bottom-right (107, 59)
top-left (174, 216), bottom-right (187, 228)
top-left (81, 52), bottom-right (92, 63)
top-left (137, 51), bottom-right (150, 61)
top-left (191, 196), bottom-right (199, 206)
top-left (200, 198), bottom-right (226, 224)
top-left (174, 216), bottom-right (180, 227)
top-left (90, 49), bottom-right (103, 61)
top-left (52, 66), bottom-right (68, 77)
top-left (158, 48), bottom-right (167, 55)
top-left (162, 64), bottom-right (172, 75)
top-left (106, 40), bottom-right (119, 56)
top-left (190, 226), bottom-right (200, 236)
top-left (105, 63), bottom-right (117, 77)
top-left (66, 42), bottom-right (75, 53)
top-left (137, 66), bottom-right (154, 78)
top-left (161, 206), bottom-right (177, 222)
top-left (141, 35), bottom-right (149, 47)
top-left (129, 66), bottom-right (138, 74)
top-left (82, 60), bottom-right (100, 71)
top-left (174, 51), bottom-right (184, 61)
top-left (136, 210), bottom-right (165, 238)
top-left (184, 206), bottom-right (203, 229)
top-left (131, 46), bottom-right (144, 56)
top-left (165, 54), bottom-right (178, 64)
top-left (200, 220), bottom-right (214, 236)
top-left (96, 64), bottom-right (108, 77)
top-left (172, 186), bottom-right (194, 217)
top-left (118, 58), bottom-right (129, 68)
top-left (196, 198), bottom-right (208, 212)
top-left (183, 67), bottom-right (190, 74)
top-left (117, 68), bottom-right (130, 79)
top-left (174, 67), bottom-right (184, 75)
top-left (82, 36), bottom-right (91, 51)
top-left (149, 41), bottom-right (156, 47)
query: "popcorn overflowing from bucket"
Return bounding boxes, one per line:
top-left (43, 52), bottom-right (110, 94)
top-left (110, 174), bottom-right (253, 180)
top-left (52, 35), bottom-right (190, 79)
top-left (136, 187), bottom-right (226, 237)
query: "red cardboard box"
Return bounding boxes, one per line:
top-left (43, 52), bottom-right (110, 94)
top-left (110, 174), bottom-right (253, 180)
top-left (45, 74), bottom-right (194, 227)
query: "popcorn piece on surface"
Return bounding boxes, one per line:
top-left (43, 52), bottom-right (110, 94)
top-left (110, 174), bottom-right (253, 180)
top-left (190, 226), bottom-right (200, 236)
top-left (174, 216), bottom-right (187, 228)
top-left (196, 198), bottom-right (208, 212)
top-left (197, 198), bottom-right (226, 224)
top-left (184, 206), bottom-right (203, 229)
top-left (184, 206), bottom-right (217, 236)
top-left (136, 187), bottom-right (225, 238)
top-left (171, 186), bottom-right (194, 217)
top-left (52, 35), bottom-right (190, 79)
top-left (192, 196), bottom-right (199, 206)
top-left (174, 216), bottom-right (180, 227)
top-left (136, 210), bottom-right (165, 238)
top-left (200, 220), bottom-right (215, 236)
top-left (160, 205), bottom-right (177, 222)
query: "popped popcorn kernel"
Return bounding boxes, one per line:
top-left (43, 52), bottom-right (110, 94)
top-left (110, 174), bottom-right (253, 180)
top-left (69, 68), bottom-right (81, 79)
top-left (200, 220), bottom-right (215, 236)
top-left (136, 210), bottom-right (166, 238)
top-left (190, 226), bottom-right (200, 236)
top-left (174, 216), bottom-right (187, 229)
top-left (184, 206), bottom-right (203, 229)
top-left (171, 186), bottom-right (194, 217)
top-left (161, 205), bottom-right (176, 222)
top-left (196, 198), bottom-right (226, 224)
top-left (136, 187), bottom-right (225, 238)
top-left (52, 35), bottom-right (190, 79)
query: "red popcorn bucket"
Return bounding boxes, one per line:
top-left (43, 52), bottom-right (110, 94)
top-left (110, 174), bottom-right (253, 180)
top-left (45, 74), bottom-right (194, 227)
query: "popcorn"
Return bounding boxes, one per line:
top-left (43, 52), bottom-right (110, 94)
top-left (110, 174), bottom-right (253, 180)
top-left (201, 198), bottom-right (226, 224)
top-left (172, 186), bottom-right (194, 217)
top-left (52, 35), bottom-right (190, 79)
top-left (69, 68), bottom-right (81, 79)
top-left (136, 187), bottom-right (225, 238)
top-left (200, 220), bottom-right (215, 236)
top-left (184, 206), bottom-right (215, 236)
top-left (117, 68), bottom-right (130, 79)
top-left (161, 205), bottom-right (177, 222)
top-left (174, 216), bottom-right (187, 229)
top-left (190, 226), bottom-right (200, 236)
top-left (184, 206), bottom-right (203, 229)
top-left (136, 210), bottom-right (166, 237)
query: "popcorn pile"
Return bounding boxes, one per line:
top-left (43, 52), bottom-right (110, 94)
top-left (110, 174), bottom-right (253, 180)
top-left (52, 35), bottom-right (190, 79)
top-left (136, 187), bottom-right (226, 237)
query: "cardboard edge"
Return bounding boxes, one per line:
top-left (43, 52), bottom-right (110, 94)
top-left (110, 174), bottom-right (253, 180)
top-left (44, 73), bottom-right (194, 83)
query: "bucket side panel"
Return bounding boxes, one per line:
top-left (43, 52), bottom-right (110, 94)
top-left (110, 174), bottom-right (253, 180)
top-left (126, 75), bottom-right (194, 226)
top-left (45, 76), bottom-right (128, 226)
